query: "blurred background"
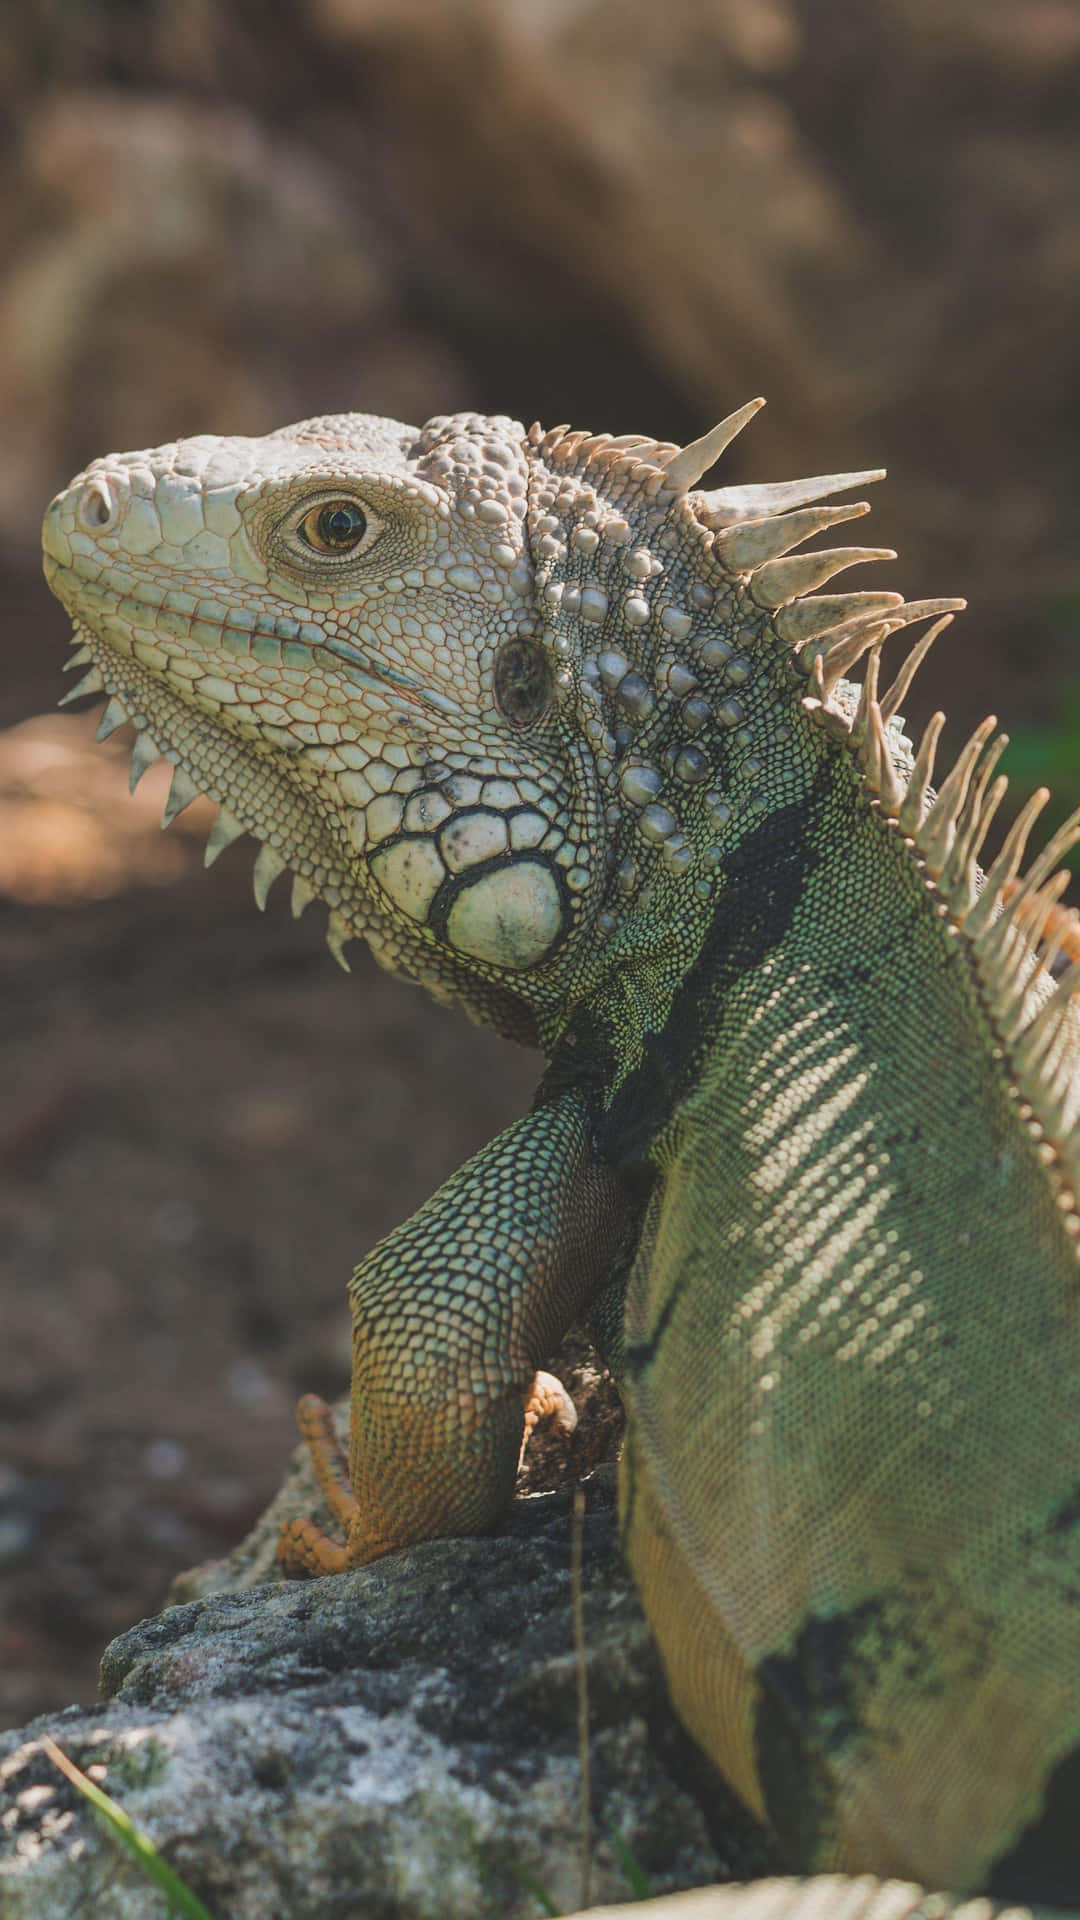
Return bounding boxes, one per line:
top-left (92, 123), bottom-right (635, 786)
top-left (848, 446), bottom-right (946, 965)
top-left (1, 0), bottom-right (1078, 1728)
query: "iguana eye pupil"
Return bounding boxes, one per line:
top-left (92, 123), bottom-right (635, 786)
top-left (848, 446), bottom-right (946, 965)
top-left (493, 639), bottom-right (553, 729)
top-left (299, 502), bottom-right (367, 554)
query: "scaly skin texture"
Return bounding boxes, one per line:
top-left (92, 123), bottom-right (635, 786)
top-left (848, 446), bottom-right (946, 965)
top-left (42, 402), bottom-right (1080, 1912)
top-left (560, 1877), bottom-right (1064, 1920)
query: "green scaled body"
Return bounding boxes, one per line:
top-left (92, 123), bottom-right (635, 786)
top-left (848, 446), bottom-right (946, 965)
top-left (43, 400), bottom-right (1080, 1908)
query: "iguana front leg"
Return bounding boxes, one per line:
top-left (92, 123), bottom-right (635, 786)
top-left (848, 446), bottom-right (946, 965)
top-left (278, 1090), bottom-right (626, 1575)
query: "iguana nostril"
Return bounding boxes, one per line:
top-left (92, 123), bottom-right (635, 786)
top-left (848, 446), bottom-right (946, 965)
top-left (78, 479), bottom-right (115, 532)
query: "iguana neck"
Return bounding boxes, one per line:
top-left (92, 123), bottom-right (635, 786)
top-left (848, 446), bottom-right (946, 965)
top-left (546, 687), bottom-right (1077, 1309)
top-left (536, 677), bottom-right (851, 1085)
top-left (520, 425), bottom-right (898, 1061)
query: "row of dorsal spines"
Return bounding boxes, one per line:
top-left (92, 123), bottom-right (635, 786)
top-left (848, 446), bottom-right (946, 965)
top-left (539, 394), bottom-right (1080, 1188)
top-left (809, 605), bottom-right (1080, 1215)
top-left (529, 400), bottom-right (961, 692)
top-left (527, 398), bottom-right (766, 512)
top-left (685, 406), bottom-right (965, 673)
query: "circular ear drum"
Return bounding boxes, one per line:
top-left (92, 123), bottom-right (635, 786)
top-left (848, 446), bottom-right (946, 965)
top-left (493, 639), bottom-right (554, 729)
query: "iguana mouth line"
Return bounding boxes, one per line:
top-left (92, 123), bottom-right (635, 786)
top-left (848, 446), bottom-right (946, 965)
top-left (48, 558), bottom-right (463, 723)
top-left (319, 636), bottom-right (462, 719)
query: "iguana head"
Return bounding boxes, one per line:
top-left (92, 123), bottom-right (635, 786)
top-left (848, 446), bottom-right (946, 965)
top-left (41, 400), bottom-right (951, 1047)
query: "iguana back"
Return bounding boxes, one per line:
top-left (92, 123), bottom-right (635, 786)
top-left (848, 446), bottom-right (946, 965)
top-left (618, 731), bottom-right (1080, 1890)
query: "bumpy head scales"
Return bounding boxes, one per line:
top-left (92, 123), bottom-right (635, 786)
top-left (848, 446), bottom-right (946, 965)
top-left (44, 402), bottom-right (840, 1029)
top-left (41, 401), bottom-right (1080, 1162)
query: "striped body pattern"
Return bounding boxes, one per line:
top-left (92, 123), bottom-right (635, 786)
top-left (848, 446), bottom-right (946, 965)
top-left (42, 401), bottom-right (1080, 1911)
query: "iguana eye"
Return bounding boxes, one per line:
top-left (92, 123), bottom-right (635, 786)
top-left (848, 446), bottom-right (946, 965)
top-left (297, 501), bottom-right (368, 555)
top-left (493, 639), bottom-right (554, 729)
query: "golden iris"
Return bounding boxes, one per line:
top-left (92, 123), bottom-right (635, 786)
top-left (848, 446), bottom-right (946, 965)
top-left (298, 501), bottom-right (368, 554)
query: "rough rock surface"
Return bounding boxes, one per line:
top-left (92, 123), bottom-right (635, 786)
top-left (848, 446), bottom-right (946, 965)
top-left (0, 1465), bottom-right (773, 1919)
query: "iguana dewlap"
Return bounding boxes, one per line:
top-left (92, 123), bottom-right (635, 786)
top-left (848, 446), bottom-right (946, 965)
top-left (42, 401), bottom-right (1080, 1907)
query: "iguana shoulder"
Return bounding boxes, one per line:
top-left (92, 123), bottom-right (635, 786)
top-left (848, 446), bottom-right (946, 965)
top-left (42, 400), bottom-right (1080, 1908)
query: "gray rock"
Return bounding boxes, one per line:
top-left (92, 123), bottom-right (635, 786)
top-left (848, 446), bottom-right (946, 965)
top-left (0, 1467), bottom-right (772, 1918)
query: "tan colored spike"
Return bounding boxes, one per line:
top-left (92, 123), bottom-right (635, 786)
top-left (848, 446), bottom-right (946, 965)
top-left (966, 747), bottom-right (1010, 855)
top-left (937, 749), bottom-right (1009, 915)
top-left (638, 441), bottom-right (680, 465)
top-left (996, 872), bottom-right (1073, 1025)
top-left (1010, 807), bottom-right (1080, 911)
top-left (253, 842), bottom-right (288, 911)
top-left (699, 467), bottom-right (886, 527)
top-left (1027, 869), bottom-right (1073, 950)
top-left (713, 501), bottom-right (872, 572)
top-left (59, 664), bottom-right (106, 706)
top-left (204, 804), bottom-right (246, 868)
top-left (775, 591), bottom-right (904, 647)
top-left (815, 619), bottom-right (892, 695)
top-left (878, 614), bottom-right (954, 727)
top-left (850, 645), bottom-right (882, 750)
top-left (807, 653), bottom-right (828, 705)
top-left (964, 788), bottom-right (1050, 941)
top-left (95, 696), bottom-right (129, 741)
top-left (1041, 1036), bottom-right (1080, 1136)
top-left (326, 911), bottom-right (353, 972)
top-left (1032, 892), bottom-right (1080, 969)
top-left (750, 547), bottom-right (896, 610)
top-left (885, 596), bottom-right (967, 630)
top-left (659, 398), bottom-right (766, 494)
top-left (958, 774), bottom-right (1011, 914)
top-left (897, 712), bottom-right (945, 838)
top-left (609, 449), bottom-right (668, 483)
top-left (865, 701), bottom-right (904, 816)
top-left (162, 763), bottom-right (202, 829)
top-left (978, 871), bottom-right (1071, 1026)
top-left (1038, 1070), bottom-right (1078, 1147)
top-left (291, 873), bottom-right (317, 919)
top-left (1020, 890), bottom-right (1075, 983)
top-left (801, 658), bottom-right (851, 738)
top-left (1013, 957), bottom-right (1080, 1077)
top-left (914, 716), bottom-right (999, 875)
top-left (547, 430), bottom-right (583, 464)
top-left (974, 806), bottom-right (1080, 970)
top-left (128, 731), bottom-right (159, 794)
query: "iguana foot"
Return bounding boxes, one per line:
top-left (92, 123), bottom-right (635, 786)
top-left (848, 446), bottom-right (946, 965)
top-left (278, 1376), bottom-right (578, 1576)
top-left (520, 1369), bottom-right (577, 1460)
top-left (294, 1391), bottom-right (358, 1525)
top-left (277, 1392), bottom-right (358, 1576)
top-left (277, 1514), bottom-right (350, 1575)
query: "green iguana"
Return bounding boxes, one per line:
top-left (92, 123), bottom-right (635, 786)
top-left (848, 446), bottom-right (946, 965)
top-left (42, 399), bottom-right (1080, 1913)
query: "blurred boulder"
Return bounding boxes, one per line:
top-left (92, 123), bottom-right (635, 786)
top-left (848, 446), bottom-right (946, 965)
top-left (0, 87), bottom-right (468, 552)
top-left (5, 0), bottom-right (1076, 678)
